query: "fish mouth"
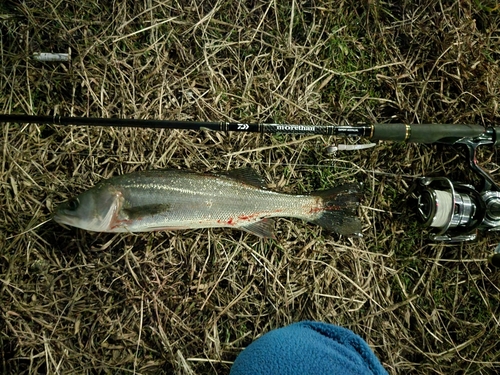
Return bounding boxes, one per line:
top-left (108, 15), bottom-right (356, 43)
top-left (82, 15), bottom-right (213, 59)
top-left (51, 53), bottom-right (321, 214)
top-left (52, 208), bottom-right (115, 232)
top-left (52, 212), bottom-right (92, 231)
top-left (52, 211), bottom-right (64, 224)
top-left (52, 211), bottom-right (75, 227)
top-left (52, 212), bottom-right (69, 225)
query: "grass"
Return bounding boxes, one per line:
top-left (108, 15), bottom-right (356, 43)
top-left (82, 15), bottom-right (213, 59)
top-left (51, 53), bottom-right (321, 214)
top-left (1, 0), bottom-right (500, 374)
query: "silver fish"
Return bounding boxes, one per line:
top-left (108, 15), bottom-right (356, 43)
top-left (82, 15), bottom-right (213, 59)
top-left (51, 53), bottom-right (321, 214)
top-left (53, 168), bottom-right (362, 237)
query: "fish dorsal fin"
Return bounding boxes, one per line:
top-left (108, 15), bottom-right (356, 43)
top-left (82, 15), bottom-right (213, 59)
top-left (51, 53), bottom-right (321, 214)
top-left (241, 219), bottom-right (276, 238)
top-left (122, 203), bottom-right (171, 220)
top-left (221, 168), bottom-right (268, 188)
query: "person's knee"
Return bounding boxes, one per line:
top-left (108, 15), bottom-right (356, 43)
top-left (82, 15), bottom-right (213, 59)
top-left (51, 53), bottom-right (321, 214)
top-left (230, 321), bottom-right (387, 375)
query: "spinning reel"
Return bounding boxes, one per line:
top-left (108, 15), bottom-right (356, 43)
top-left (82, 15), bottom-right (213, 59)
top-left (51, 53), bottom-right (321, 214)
top-left (409, 177), bottom-right (500, 242)
top-left (406, 128), bottom-right (500, 266)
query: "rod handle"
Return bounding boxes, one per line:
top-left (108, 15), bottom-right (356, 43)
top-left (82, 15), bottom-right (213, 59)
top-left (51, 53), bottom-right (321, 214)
top-left (371, 123), bottom-right (486, 143)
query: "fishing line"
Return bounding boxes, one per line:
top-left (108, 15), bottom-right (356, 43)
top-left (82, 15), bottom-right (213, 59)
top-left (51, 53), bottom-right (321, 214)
top-left (428, 190), bottom-right (453, 228)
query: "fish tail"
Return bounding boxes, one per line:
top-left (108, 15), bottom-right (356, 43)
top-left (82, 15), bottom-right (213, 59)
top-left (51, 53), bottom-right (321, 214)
top-left (311, 183), bottom-right (363, 237)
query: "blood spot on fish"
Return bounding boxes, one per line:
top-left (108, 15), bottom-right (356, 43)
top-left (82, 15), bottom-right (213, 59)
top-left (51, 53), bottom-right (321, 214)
top-left (227, 217), bottom-right (234, 225)
top-left (309, 207), bottom-right (322, 214)
top-left (238, 210), bottom-right (283, 222)
top-left (110, 219), bottom-right (132, 230)
top-left (237, 213), bottom-right (259, 221)
top-left (309, 205), bottom-right (341, 214)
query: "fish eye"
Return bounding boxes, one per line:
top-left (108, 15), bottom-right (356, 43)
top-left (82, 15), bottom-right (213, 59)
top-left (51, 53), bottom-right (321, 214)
top-left (67, 198), bottom-right (79, 211)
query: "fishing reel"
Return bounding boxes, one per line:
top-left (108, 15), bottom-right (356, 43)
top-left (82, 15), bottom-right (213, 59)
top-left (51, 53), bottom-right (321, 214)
top-left (406, 127), bottom-right (500, 265)
top-left (408, 177), bottom-right (500, 242)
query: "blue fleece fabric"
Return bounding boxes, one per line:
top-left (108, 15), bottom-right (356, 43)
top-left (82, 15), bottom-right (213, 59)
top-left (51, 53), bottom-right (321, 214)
top-left (230, 321), bottom-right (388, 375)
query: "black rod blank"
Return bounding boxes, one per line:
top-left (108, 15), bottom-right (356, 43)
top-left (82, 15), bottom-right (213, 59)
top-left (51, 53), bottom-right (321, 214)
top-left (0, 113), bottom-right (371, 137)
top-left (0, 113), bottom-right (489, 144)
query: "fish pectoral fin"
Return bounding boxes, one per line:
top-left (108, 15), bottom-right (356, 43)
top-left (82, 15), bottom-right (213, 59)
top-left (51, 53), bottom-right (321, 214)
top-left (122, 203), bottom-right (171, 220)
top-left (241, 219), bottom-right (276, 238)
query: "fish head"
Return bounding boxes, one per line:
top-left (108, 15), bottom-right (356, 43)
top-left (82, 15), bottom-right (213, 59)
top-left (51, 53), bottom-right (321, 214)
top-left (53, 183), bottom-right (122, 232)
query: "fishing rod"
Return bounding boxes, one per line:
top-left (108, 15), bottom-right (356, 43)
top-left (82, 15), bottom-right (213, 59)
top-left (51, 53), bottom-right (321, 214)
top-left (0, 113), bottom-right (490, 143)
top-left (2, 113), bottom-right (500, 258)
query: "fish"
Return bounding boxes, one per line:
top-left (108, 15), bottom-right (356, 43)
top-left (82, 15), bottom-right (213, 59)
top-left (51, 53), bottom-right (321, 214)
top-left (53, 168), bottom-right (362, 237)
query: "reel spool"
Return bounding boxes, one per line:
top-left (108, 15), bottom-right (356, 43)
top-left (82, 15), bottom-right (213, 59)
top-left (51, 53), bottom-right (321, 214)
top-left (409, 177), bottom-right (500, 242)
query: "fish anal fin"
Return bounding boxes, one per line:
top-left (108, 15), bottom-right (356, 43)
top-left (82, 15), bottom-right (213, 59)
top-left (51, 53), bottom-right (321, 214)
top-left (222, 168), bottom-right (268, 189)
top-left (241, 218), bottom-right (276, 238)
top-left (122, 203), bottom-right (171, 220)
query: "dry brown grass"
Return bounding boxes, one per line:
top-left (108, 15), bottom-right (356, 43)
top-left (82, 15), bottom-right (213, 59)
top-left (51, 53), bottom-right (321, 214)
top-left (1, 0), bottom-right (500, 374)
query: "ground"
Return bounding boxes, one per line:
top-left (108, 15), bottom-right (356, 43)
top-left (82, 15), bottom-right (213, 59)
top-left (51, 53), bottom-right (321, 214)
top-left (1, 1), bottom-right (500, 374)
